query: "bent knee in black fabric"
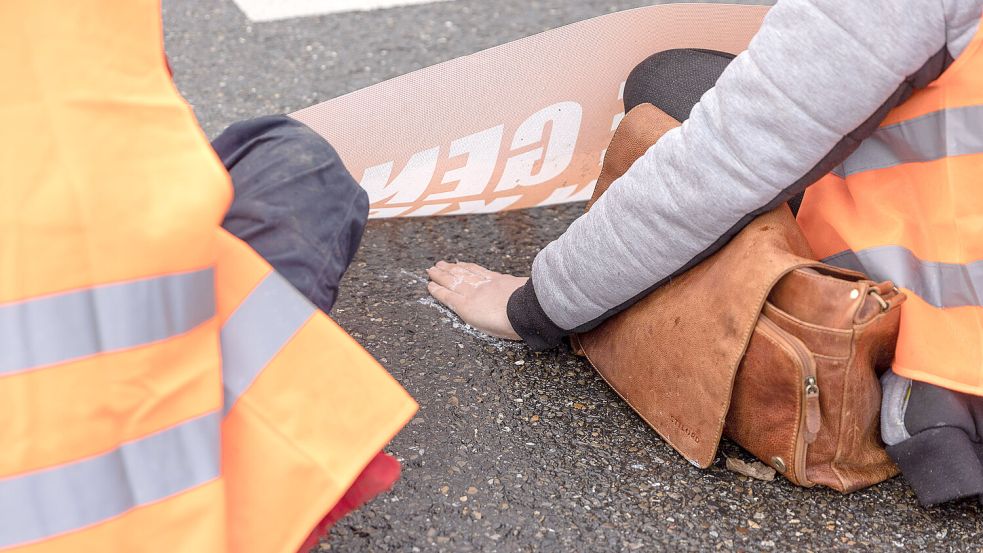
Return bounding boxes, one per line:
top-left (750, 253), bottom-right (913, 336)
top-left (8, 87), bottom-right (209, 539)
top-left (212, 115), bottom-right (368, 313)
top-left (623, 48), bottom-right (806, 214)
top-left (623, 48), bottom-right (735, 120)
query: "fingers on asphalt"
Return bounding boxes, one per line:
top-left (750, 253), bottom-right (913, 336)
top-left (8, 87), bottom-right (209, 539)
top-left (428, 282), bottom-right (462, 310)
top-left (461, 262), bottom-right (497, 277)
top-left (427, 266), bottom-right (459, 290)
top-left (435, 260), bottom-right (496, 278)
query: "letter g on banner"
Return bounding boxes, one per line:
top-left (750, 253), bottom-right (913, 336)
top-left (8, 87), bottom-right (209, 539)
top-left (496, 102), bottom-right (582, 193)
top-left (291, 3), bottom-right (768, 218)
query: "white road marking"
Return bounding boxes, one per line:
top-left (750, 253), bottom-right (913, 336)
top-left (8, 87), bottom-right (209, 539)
top-left (232, 0), bottom-right (456, 22)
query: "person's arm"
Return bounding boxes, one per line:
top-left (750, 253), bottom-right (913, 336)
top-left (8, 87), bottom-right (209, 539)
top-left (431, 0), bottom-right (978, 349)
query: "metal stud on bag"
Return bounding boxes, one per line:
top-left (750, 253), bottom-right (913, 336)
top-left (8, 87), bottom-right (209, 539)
top-left (772, 456), bottom-right (787, 473)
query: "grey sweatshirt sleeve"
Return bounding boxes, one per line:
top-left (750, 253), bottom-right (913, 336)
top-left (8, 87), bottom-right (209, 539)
top-left (507, 0), bottom-right (981, 350)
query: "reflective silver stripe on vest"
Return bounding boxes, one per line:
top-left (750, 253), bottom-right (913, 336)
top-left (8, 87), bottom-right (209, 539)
top-left (220, 271), bottom-right (315, 414)
top-left (825, 246), bottom-right (983, 308)
top-left (0, 412), bottom-right (220, 548)
top-left (0, 269), bottom-right (215, 376)
top-left (831, 104), bottom-right (983, 178)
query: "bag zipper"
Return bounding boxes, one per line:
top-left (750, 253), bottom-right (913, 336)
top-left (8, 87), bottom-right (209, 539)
top-left (758, 314), bottom-right (820, 484)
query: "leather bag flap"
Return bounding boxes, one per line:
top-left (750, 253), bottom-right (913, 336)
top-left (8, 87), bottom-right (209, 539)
top-left (575, 104), bottom-right (817, 467)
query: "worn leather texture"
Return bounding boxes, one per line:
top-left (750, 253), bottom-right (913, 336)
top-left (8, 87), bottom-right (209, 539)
top-left (573, 104), bottom-right (903, 492)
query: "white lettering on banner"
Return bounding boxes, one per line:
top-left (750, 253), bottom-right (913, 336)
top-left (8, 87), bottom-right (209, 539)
top-left (291, 4), bottom-right (770, 218)
top-left (406, 203), bottom-right (452, 217)
top-left (610, 112), bottom-right (625, 131)
top-left (495, 101), bottom-right (583, 192)
top-left (361, 146), bottom-right (440, 204)
top-left (369, 206), bottom-right (414, 218)
top-left (452, 196), bottom-right (522, 215)
top-left (427, 125), bottom-right (505, 201)
top-left (359, 101), bottom-right (585, 213)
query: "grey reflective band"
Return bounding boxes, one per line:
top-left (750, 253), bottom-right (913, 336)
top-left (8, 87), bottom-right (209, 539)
top-left (220, 271), bottom-right (315, 414)
top-left (832, 104), bottom-right (983, 178)
top-left (825, 246), bottom-right (983, 308)
top-left (0, 412), bottom-right (220, 548)
top-left (0, 269), bottom-right (215, 376)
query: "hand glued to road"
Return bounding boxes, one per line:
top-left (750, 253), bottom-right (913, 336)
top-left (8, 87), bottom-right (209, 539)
top-left (426, 261), bottom-right (527, 341)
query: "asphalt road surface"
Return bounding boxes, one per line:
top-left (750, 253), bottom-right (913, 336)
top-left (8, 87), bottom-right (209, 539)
top-left (163, 1), bottom-right (983, 551)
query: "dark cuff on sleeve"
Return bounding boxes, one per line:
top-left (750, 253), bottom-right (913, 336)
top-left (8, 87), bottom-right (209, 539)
top-left (506, 279), bottom-right (568, 351)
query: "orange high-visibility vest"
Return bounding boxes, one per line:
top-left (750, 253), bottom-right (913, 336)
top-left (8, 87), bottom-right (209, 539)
top-left (0, 1), bottom-right (417, 552)
top-left (798, 17), bottom-right (983, 396)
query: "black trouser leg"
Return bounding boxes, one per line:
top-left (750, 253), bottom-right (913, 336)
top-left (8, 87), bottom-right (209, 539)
top-left (624, 48), bottom-right (735, 117)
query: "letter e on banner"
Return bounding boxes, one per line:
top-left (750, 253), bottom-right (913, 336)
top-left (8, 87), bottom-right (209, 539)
top-left (427, 125), bottom-right (504, 201)
top-left (361, 146), bottom-right (440, 205)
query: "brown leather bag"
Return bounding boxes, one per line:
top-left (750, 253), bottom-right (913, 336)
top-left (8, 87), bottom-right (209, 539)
top-left (572, 104), bottom-right (904, 492)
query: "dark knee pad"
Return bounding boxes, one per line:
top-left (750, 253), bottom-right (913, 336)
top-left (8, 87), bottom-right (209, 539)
top-left (623, 48), bottom-right (735, 121)
top-left (213, 115), bottom-right (368, 313)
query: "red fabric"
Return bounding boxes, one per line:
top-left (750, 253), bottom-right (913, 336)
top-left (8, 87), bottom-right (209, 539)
top-left (296, 452), bottom-right (401, 552)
